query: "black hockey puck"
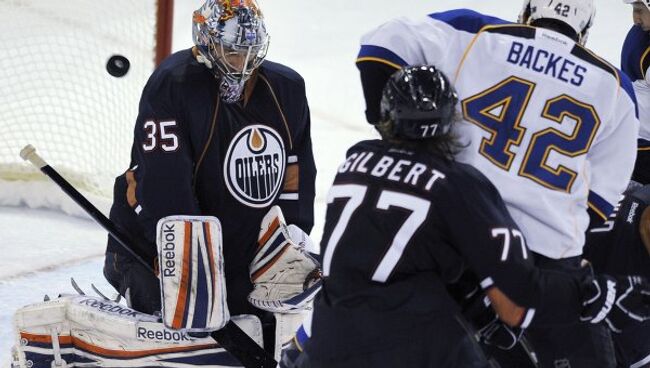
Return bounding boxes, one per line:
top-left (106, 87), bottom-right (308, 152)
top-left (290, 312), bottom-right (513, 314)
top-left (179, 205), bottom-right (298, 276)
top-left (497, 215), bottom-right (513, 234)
top-left (106, 55), bottom-right (130, 78)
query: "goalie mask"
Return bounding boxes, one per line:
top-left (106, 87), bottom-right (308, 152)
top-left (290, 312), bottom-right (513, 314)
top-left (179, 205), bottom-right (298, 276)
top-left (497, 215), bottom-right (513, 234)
top-left (193, 0), bottom-right (269, 103)
top-left (378, 65), bottom-right (458, 140)
top-left (518, 0), bottom-right (595, 45)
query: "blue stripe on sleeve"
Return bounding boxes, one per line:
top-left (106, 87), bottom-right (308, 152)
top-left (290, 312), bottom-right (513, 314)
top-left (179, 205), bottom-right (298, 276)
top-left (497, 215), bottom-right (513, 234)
top-left (621, 25), bottom-right (649, 81)
top-left (296, 324), bottom-right (310, 345)
top-left (428, 9), bottom-right (509, 34)
top-left (588, 190), bottom-right (614, 220)
top-left (617, 68), bottom-right (639, 118)
top-left (357, 45), bottom-right (408, 68)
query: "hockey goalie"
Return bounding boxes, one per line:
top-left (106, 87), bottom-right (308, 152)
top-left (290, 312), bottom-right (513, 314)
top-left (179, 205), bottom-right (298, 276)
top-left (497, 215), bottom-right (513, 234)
top-left (10, 206), bottom-right (320, 367)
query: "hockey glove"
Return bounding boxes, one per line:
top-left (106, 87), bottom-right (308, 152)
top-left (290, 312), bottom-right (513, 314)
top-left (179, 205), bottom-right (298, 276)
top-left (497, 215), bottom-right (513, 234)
top-left (249, 206), bottom-right (322, 313)
top-left (449, 271), bottom-right (523, 350)
top-left (581, 274), bottom-right (650, 333)
top-left (463, 288), bottom-right (524, 350)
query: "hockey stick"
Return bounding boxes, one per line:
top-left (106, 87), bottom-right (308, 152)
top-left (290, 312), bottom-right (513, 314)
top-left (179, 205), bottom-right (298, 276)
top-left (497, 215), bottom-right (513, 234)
top-left (20, 144), bottom-right (278, 368)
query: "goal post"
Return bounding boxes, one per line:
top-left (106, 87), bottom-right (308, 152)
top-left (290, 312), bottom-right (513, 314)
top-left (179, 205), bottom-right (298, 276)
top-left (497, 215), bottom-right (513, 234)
top-left (156, 0), bottom-right (175, 66)
top-left (0, 0), bottom-right (174, 215)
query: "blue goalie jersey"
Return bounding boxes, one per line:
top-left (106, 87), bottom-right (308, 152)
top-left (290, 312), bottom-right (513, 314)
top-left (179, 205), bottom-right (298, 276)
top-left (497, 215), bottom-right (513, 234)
top-left (106, 48), bottom-right (316, 316)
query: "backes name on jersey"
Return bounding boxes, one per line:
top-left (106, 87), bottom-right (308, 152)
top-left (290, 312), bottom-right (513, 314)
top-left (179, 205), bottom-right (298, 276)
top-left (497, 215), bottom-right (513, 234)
top-left (338, 149), bottom-right (446, 191)
top-left (507, 41), bottom-right (587, 86)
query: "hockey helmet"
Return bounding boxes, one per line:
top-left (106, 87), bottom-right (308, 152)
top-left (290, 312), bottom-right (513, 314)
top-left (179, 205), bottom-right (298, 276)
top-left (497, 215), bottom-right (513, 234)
top-left (192, 0), bottom-right (269, 102)
top-left (379, 66), bottom-right (458, 140)
top-left (518, 0), bottom-right (595, 45)
top-left (623, 0), bottom-right (650, 9)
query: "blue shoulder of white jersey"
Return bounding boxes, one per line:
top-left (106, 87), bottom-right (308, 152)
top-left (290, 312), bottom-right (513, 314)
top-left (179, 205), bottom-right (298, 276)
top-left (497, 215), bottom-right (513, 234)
top-left (574, 43), bottom-right (639, 118)
top-left (588, 191), bottom-right (615, 222)
top-left (621, 25), bottom-right (650, 81)
top-left (427, 8), bottom-right (510, 34)
top-left (617, 67), bottom-right (639, 118)
top-left (357, 9), bottom-right (510, 68)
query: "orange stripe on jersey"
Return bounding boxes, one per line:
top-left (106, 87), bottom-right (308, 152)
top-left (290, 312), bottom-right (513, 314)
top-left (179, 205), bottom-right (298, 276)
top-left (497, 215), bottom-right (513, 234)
top-left (454, 30), bottom-right (482, 82)
top-left (125, 170), bottom-right (138, 208)
top-left (454, 24), bottom-right (534, 82)
top-left (20, 332), bottom-right (72, 345)
top-left (252, 244), bottom-right (289, 281)
top-left (258, 217), bottom-right (280, 250)
top-left (355, 57), bottom-right (402, 70)
top-left (641, 46), bottom-right (650, 80)
top-left (21, 331), bottom-right (217, 358)
top-left (283, 164), bottom-right (299, 192)
top-left (258, 74), bottom-right (293, 149)
top-left (579, 46), bottom-right (621, 97)
top-left (588, 201), bottom-right (608, 221)
top-left (172, 222), bottom-right (193, 329)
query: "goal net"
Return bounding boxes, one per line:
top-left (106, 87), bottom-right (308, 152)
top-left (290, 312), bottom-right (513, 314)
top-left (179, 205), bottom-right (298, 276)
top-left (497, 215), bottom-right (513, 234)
top-left (0, 0), bottom-right (173, 215)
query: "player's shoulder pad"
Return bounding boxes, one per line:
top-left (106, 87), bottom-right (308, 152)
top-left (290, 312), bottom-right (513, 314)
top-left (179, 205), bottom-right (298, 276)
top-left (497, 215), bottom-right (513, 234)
top-left (339, 140), bottom-right (382, 168)
top-left (446, 160), bottom-right (499, 192)
top-left (141, 48), bottom-right (209, 107)
top-left (434, 160), bottom-right (510, 219)
top-left (428, 8), bottom-right (510, 35)
top-left (617, 67), bottom-right (639, 118)
top-left (147, 48), bottom-right (206, 86)
top-left (345, 139), bottom-right (381, 156)
top-left (569, 43), bottom-right (637, 111)
top-left (258, 60), bottom-right (306, 89)
top-left (621, 25), bottom-right (650, 82)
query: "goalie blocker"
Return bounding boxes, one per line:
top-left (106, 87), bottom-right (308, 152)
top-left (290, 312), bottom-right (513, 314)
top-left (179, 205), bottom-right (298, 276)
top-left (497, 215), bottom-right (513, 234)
top-left (157, 216), bottom-right (230, 333)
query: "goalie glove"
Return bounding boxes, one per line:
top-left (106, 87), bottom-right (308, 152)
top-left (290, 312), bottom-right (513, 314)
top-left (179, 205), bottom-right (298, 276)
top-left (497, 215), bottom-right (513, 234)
top-left (581, 274), bottom-right (650, 333)
top-left (248, 206), bottom-right (322, 313)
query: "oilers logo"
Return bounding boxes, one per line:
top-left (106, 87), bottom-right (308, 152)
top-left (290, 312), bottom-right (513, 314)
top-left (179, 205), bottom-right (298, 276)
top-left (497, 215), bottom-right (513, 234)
top-left (224, 125), bottom-right (285, 208)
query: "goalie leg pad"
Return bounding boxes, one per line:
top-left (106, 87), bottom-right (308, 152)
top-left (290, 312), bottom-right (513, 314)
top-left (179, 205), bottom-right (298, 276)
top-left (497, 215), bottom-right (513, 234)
top-left (157, 215), bottom-right (229, 332)
top-left (12, 294), bottom-right (263, 367)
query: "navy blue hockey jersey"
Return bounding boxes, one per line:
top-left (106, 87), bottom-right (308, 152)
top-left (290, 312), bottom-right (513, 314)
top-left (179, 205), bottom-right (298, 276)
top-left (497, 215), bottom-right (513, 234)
top-left (307, 139), bottom-right (588, 362)
top-left (585, 183), bottom-right (650, 278)
top-left (107, 48), bottom-right (316, 315)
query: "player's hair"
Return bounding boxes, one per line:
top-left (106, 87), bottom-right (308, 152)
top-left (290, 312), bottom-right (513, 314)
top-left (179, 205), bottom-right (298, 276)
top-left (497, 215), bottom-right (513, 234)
top-left (530, 18), bottom-right (580, 42)
top-left (376, 117), bottom-right (463, 160)
top-left (376, 65), bottom-right (462, 160)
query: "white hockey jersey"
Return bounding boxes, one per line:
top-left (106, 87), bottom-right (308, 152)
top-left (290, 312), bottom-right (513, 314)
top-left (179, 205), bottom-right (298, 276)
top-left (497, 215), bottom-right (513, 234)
top-left (358, 9), bottom-right (639, 259)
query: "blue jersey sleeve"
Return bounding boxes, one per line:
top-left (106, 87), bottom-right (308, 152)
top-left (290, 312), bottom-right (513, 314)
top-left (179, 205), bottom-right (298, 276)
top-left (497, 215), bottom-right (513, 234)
top-left (621, 25), bottom-right (650, 81)
top-left (427, 8), bottom-right (509, 34)
top-left (130, 62), bottom-right (201, 245)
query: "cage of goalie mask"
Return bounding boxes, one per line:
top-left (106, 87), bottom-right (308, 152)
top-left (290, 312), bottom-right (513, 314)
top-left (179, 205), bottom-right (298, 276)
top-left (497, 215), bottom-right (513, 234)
top-left (192, 0), bottom-right (269, 103)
